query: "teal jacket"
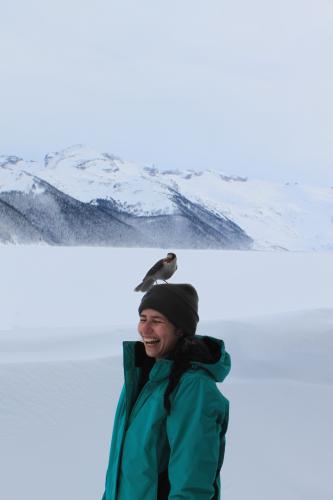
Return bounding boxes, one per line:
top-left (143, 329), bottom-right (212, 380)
top-left (102, 335), bottom-right (231, 500)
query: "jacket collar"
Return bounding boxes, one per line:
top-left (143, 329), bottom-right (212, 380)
top-left (122, 334), bottom-right (231, 383)
top-left (123, 340), bottom-right (173, 382)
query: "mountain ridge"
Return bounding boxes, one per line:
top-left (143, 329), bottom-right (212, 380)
top-left (0, 145), bottom-right (332, 250)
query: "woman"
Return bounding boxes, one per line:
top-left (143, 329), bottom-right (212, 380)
top-left (102, 283), bottom-right (231, 500)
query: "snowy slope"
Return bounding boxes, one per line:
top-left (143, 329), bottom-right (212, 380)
top-left (0, 146), bottom-right (251, 249)
top-left (0, 158), bottom-right (44, 194)
top-left (1, 144), bottom-right (333, 250)
top-left (0, 247), bottom-right (332, 500)
top-left (159, 170), bottom-right (333, 251)
top-left (27, 145), bottom-right (175, 215)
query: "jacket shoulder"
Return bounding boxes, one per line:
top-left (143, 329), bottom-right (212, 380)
top-left (173, 367), bottom-right (229, 417)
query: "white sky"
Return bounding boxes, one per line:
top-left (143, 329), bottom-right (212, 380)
top-left (1, 0), bottom-right (333, 185)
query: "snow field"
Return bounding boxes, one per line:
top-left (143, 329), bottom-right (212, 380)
top-left (0, 247), bottom-right (332, 500)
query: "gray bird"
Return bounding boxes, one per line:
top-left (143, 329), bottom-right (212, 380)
top-left (134, 252), bottom-right (178, 292)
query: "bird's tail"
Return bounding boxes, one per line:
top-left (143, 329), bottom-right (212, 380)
top-left (134, 278), bottom-right (155, 292)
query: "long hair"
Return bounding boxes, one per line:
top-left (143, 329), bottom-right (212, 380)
top-left (163, 335), bottom-right (214, 415)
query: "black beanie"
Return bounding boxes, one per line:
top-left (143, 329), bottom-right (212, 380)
top-left (138, 283), bottom-right (199, 336)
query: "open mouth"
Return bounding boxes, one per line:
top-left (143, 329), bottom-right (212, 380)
top-left (144, 339), bottom-right (160, 345)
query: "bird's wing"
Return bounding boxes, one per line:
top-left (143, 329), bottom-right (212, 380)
top-left (143, 258), bottom-right (165, 278)
top-left (134, 277), bottom-right (155, 292)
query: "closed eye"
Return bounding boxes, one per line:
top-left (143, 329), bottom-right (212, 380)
top-left (139, 317), bottom-right (164, 324)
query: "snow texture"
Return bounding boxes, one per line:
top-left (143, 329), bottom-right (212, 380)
top-left (0, 247), bottom-right (332, 500)
top-left (1, 144), bottom-right (333, 250)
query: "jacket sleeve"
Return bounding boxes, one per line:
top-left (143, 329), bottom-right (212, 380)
top-left (166, 373), bottom-right (228, 500)
top-left (101, 385), bottom-right (126, 500)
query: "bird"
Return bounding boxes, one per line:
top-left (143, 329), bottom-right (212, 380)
top-left (134, 252), bottom-right (177, 292)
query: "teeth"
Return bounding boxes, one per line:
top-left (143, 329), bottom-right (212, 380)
top-left (145, 339), bottom-right (160, 344)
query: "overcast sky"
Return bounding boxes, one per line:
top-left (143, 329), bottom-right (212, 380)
top-left (1, 0), bottom-right (332, 185)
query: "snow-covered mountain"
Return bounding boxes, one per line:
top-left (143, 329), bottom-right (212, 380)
top-left (1, 145), bottom-right (332, 250)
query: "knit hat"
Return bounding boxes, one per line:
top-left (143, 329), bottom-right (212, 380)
top-left (138, 283), bottom-right (199, 336)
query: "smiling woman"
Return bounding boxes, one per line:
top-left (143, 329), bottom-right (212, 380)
top-left (101, 283), bottom-right (231, 500)
top-left (138, 310), bottom-right (181, 359)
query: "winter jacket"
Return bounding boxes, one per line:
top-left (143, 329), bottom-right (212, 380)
top-left (102, 335), bottom-right (231, 500)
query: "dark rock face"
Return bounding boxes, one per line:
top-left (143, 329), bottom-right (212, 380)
top-left (0, 166), bottom-right (253, 249)
top-left (0, 198), bottom-right (43, 244)
top-left (0, 176), bottom-right (147, 246)
top-left (93, 189), bottom-right (253, 250)
top-left (170, 190), bottom-right (252, 249)
top-left (0, 156), bottom-right (23, 166)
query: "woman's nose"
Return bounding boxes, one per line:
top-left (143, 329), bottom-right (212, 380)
top-left (141, 320), bottom-right (153, 334)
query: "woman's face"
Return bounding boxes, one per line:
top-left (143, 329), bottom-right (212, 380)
top-left (138, 308), bottom-right (181, 359)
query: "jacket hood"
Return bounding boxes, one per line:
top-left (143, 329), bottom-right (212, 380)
top-left (189, 335), bottom-right (231, 383)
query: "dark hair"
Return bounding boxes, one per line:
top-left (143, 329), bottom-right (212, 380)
top-left (163, 336), bottom-right (214, 414)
